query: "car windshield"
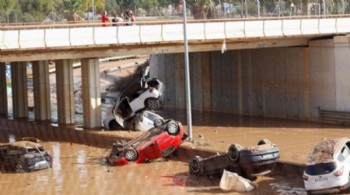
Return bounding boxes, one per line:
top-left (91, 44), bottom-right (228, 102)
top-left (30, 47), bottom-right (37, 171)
top-left (145, 112), bottom-right (159, 121)
top-left (305, 162), bottom-right (337, 175)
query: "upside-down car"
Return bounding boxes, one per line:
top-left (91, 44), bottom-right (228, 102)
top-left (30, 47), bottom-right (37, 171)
top-left (189, 139), bottom-right (279, 180)
top-left (0, 139), bottom-right (52, 173)
top-left (106, 120), bottom-right (185, 165)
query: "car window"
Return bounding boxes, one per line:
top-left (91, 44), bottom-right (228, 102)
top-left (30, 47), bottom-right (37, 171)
top-left (145, 112), bottom-right (158, 121)
top-left (339, 145), bottom-right (350, 161)
top-left (305, 162), bottom-right (337, 175)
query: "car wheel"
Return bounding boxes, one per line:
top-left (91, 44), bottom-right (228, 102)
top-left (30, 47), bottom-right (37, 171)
top-left (228, 144), bottom-right (243, 163)
top-left (166, 121), bottom-right (179, 135)
top-left (124, 147), bottom-right (138, 161)
top-left (15, 160), bottom-right (28, 173)
top-left (154, 118), bottom-right (165, 127)
top-left (257, 139), bottom-right (272, 145)
top-left (189, 156), bottom-right (203, 175)
top-left (145, 98), bottom-right (159, 110)
top-left (109, 119), bottom-right (121, 130)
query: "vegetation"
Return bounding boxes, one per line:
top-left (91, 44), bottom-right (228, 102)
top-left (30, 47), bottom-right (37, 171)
top-left (0, 0), bottom-right (348, 23)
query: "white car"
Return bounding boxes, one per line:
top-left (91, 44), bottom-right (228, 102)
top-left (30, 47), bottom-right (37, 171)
top-left (303, 137), bottom-right (350, 195)
top-left (126, 110), bottom-right (165, 131)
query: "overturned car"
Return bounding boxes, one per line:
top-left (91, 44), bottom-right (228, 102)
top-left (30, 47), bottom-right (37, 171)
top-left (0, 140), bottom-right (52, 173)
top-left (189, 139), bottom-right (279, 180)
top-left (106, 120), bottom-right (185, 165)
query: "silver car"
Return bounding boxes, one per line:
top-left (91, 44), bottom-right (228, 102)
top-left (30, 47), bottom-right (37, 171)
top-left (126, 110), bottom-right (165, 131)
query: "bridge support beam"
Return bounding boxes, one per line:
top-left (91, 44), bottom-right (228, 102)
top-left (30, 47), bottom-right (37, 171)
top-left (11, 62), bottom-right (28, 118)
top-left (55, 59), bottom-right (75, 124)
top-left (0, 62), bottom-right (7, 115)
top-left (32, 60), bottom-right (51, 120)
top-left (81, 58), bottom-right (101, 128)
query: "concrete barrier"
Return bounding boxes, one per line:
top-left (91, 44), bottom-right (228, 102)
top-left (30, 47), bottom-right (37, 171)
top-left (140, 25), bottom-right (162, 43)
top-left (45, 28), bottom-right (70, 47)
top-left (264, 20), bottom-right (283, 37)
top-left (118, 25), bottom-right (141, 44)
top-left (0, 30), bottom-right (19, 49)
top-left (283, 19), bottom-right (302, 36)
top-left (205, 22), bottom-right (226, 39)
top-left (244, 21), bottom-right (264, 38)
top-left (301, 19), bottom-right (319, 35)
top-left (20, 29), bottom-right (45, 48)
top-left (70, 27), bottom-right (94, 46)
top-left (94, 27), bottom-right (117, 45)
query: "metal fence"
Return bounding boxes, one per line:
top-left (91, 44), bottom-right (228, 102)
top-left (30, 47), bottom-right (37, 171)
top-left (154, 0), bottom-right (350, 19)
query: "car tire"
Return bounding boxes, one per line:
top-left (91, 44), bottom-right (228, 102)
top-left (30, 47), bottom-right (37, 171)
top-left (166, 121), bottom-right (179, 135)
top-left (15, 160), bottom-right (28, 173)
top-left (154, 118), bottom-right (165, 127)
top-left (228, 144), bottom-right (243, 163)
top-left (109, 119), bottom-right (121, 130)
top-left (124, 147), bottom-right (138, 161)
top-left (145, 98), bottom-right (159, 110)
top-left (189, 156), bottom-right (203, 175)
top-left (257, 139), bottom-right (272, 145)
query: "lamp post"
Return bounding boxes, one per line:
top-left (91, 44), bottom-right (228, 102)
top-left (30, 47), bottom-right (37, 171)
top-left (182, 0), bottom-right (193, 141)
top-left (91, 0), bottom-right (95, 20)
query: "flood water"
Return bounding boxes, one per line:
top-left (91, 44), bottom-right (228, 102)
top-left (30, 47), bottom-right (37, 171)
top-left (0, 140), bottom-right (307, 195)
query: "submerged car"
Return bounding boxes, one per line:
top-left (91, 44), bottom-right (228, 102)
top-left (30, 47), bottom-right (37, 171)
top-left (303, 137), bottom-right (350, 195)
top-left (106, 120), bottom-right (185, 165)
top-left (189, 139), bottom-right (279, 180)
top-left (0, 140), bottom-right (52, 173)
top-left (125, 110), bottom-right (165, 131)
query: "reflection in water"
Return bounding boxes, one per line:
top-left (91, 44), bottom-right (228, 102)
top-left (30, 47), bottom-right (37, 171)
top-left (77, 149), bottom-right (88, 188)
top-left (52, 142), bottom-right (63, 193)
top-left (8, 134), bottom-right (16, 143)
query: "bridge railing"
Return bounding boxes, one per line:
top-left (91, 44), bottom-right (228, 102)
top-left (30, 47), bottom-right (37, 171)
top-left (1, 17), bottom-right (350, 50)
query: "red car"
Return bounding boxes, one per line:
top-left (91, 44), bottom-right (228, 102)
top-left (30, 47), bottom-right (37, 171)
top-left (106, 120), bottom-right (185, 165)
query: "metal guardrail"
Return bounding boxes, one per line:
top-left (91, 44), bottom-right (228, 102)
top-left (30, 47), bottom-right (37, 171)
top-left (318, 107), bottom-right (350, 125)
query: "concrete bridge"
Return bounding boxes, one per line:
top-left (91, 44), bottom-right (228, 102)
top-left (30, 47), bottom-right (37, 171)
top-left (2, 16), bottom-right (350, 128)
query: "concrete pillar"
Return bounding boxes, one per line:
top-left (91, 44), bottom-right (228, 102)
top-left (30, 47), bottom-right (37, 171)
top-left (81, 58), bottom-right (101, 128)
top-left (32, 61), bottom-right (51, 120)
top-left (55, 59), bottom-right (75, 124)
top-left (11, 62), bottom-right (28, 118)
top-left (0, 62), bottom-right (7, 115)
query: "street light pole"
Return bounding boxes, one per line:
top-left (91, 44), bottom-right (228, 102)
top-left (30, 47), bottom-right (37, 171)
top-left (182, 0), bottom-right (193, 141)
top-left (91, 0), bottom-right (95, 20)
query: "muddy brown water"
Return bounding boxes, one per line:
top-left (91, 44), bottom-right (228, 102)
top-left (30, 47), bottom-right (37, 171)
top-left (2, 113), bottom-right (339, 195)
top-left (0, 141), bottom-right (306, 195)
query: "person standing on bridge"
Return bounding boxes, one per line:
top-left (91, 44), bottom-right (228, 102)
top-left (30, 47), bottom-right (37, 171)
top-left (125, 10), bottom-right (135, 26)
top-left (101, 11), bottom-right (110, 27)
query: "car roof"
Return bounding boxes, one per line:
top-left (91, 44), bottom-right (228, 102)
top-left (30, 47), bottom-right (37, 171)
top-left (307, 137), bottom-right (350, 164)
top-left (0, 141), bottom-right (43, 149)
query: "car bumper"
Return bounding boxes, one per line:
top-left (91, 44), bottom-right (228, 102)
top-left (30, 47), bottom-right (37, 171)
top-left (28, 160), bottom-right (51, 171)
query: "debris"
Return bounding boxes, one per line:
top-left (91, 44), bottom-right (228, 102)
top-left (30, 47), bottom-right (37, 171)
top-left (219, 170), bottom-right (258, 192)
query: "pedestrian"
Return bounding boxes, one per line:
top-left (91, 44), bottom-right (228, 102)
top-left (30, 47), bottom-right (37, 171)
top-left (125, 10), bottom-right (135, 26)
top-left (112, 14), bottom-right (123, 26)
top-left (101, 11), bottom-right (110, 27)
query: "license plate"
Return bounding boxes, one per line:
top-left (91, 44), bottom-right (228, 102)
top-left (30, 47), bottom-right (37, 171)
top-left (315, 177), bottom-right (328, 182)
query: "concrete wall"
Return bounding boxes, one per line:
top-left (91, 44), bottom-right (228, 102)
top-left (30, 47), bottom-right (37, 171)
top-left (151, 39), bottom-right (350, 122)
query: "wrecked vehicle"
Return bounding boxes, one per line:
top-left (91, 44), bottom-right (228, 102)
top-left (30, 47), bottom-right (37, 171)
top-left (303, 137), bottom-right (350, 195)
top-left (189, 139), bottom-right (279, 180)
top-left (125, 110), bottom-right (165, 131)
top-left (106, 120), bottom-right (185, 165)
top-left (0, 140), bottom-right (52, 173)
top-left (103, 66), bottom-right (163, 130)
